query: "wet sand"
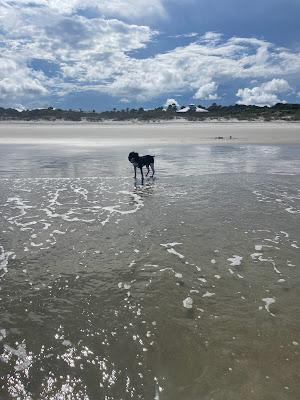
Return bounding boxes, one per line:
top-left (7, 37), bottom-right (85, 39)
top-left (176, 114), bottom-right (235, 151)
top-left (0, 121), bottom-right (299, 146)
top-left (0, 138), bottom-right (299, 399)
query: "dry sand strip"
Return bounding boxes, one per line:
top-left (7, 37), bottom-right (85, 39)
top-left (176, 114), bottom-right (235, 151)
top-left (0, 122), bottom-right (299, 146)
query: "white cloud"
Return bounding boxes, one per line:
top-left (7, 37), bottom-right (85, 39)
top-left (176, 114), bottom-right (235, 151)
top-left (236, 79), bottom-right (291, 106)
top-left (164, 98), bottom-right (180, 108)
top-left (200, 32), bottom-right (222, 44)
top-left (106, 40), bottom-right (300, 101)
top-left (5, 0), bottom-right (167, 19)
top-left (261, 79), bottom-right (290, 92)
top-left (0, 58), bottom-right (48, 103)
top-left (193, 82), bottom-right (219, 100)
top-left (1, 0), bottom-right (300, 107)
top-left (0, 4), bottom-right (155, 60)
top-left (170, 32), bottom-right (198, 39)
top-left (93, 0), bottom-right (166, 20)
top-left (0, 1), bottom-right (156, 105)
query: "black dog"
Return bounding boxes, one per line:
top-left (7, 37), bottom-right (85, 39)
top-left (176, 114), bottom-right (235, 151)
top-left (128, 152), bottom-right (155, 183)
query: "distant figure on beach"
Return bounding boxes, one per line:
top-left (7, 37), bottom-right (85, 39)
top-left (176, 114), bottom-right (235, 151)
top-left (214, 135), bottom-right (233, 140)
top-left (128, 152), bottom-right (155, 184)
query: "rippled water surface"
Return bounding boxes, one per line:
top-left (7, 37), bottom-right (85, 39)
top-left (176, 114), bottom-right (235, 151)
top-left (0, 144), bottom-right (299, 399)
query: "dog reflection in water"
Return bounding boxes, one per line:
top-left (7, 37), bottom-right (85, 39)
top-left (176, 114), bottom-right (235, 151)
top-left (128, 152), bottom-right (155, 184)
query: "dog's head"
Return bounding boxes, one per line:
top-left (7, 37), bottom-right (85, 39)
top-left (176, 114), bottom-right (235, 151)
top-left (128, 151), bottom-right (139, 164)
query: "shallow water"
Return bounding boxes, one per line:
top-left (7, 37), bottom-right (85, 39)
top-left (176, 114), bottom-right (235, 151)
top-left (0, 144), bottom-right (299, 400)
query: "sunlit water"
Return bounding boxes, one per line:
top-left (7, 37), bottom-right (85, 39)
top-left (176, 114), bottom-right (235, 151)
top-left (0, 144), bottom-right (299, 400)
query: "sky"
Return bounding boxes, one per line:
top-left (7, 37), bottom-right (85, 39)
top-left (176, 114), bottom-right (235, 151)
top-left (0, 0), bottom-right (300, 110)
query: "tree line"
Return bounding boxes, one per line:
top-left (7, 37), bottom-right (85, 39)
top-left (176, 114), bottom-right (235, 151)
top-left (0, 103), bottom-right (299, 122)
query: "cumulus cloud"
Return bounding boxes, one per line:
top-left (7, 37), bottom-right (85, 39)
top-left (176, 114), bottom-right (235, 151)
top-left (236, 79), bottom-right (291, 106)
top-left (1, 0), bottom-right (300, 107)
top-left (261, 79), bottom-right (290, 92)
top-left (193, 82), bottom-right (219, 100)
top-left (0, 4), bottom-right (154, 59)
top-left (164, 98), bottom-right (180, 108)
top-left (0, 1), bottom-right (156, 105)
top-left (0, 58), bottom-right (48, 103)
top-left (106, 39), bottom-right (300, 101)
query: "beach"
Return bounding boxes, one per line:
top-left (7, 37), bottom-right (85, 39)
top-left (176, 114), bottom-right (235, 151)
top-left (0, 123), bottom-right (299, 399)
top-left (0, 121), bottom-right (299, 146)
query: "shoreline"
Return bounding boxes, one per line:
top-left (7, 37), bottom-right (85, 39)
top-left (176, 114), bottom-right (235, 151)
top-left (0, 121), bottom-right (299, 146)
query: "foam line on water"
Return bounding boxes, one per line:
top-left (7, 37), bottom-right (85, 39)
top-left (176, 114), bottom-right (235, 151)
top-left (0, 245), bottom-right (15, 277)
top-left (160, 242), bottom-right (182, 248)
top-left (103, 191), bottom-right (144, 215)
top-left (166, 248), bottom-right (185, 259)
top-left (160, 242), bottom-right (185, 259)
top-left (48, 188), bottom-right (65, 208)
top-left (262, 297), bottom-right (276, 317)
top-left (70, 184), bottom-right (88, 200)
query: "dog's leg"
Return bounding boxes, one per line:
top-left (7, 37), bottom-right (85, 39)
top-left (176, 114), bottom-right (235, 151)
top-left (150, 163), bottom-right (155, 177)
top-left (140, 167), bottom-right (144, 184)
top-left (146, 166), bottom-right (150, 176)
top-left (134, 166), bottom-right (137, 179)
